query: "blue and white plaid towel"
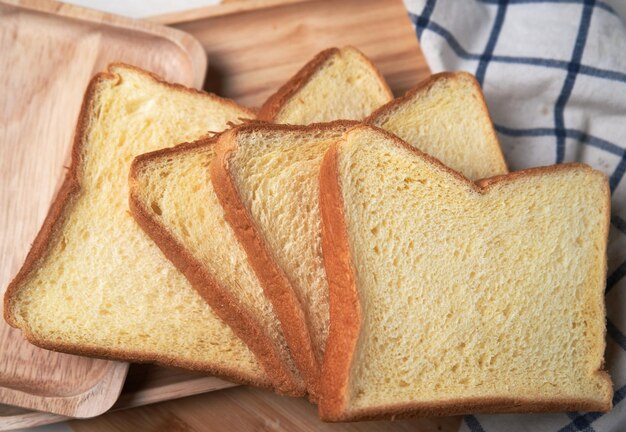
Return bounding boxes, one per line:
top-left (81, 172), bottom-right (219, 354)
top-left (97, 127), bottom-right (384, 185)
top-left (402, 1), bottom-right (626, 431)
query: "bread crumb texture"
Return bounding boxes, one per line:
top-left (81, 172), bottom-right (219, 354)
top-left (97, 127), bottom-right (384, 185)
top-left (275, 47), bottom-right (391, 124)
top-left (337, 127), bottom-right (611, 411)
top-left (9, 66), bottom-right (266, 378)
top-left (370, 72), bottom-right (507, 180)
top-left (132, 143), bottom-right (299, 381)
top-left (229, 124), bottom-right (353, 362)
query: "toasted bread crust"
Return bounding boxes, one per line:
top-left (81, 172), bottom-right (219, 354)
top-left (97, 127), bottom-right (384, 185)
top-left (318, 125), bottom-right (612, 420)
top-left (257, 46), bottom-right (393, 122)
top-left (129, 139), bottom-right (304, 396)
top-left (365, 71), bottom-right (508, 174)
top-left (3, 64), bottom-right (271, 388)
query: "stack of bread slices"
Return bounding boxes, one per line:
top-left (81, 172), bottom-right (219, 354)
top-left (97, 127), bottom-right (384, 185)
top-left (4, 46), bottom-right (613, 420)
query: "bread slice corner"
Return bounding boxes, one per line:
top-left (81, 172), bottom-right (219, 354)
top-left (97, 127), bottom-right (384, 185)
top-left (128, 137), bottom-right (306, 396)
top-left (257, 46), bottom-right (393, 124)
top-left (366, 71), bottom-right (508, 181)
top-left (318, 125), bottom-right (612, 420)
top-left (210, 121), bottom-right (359, 397)
top-left (3, 63), bottom-right (273, 388)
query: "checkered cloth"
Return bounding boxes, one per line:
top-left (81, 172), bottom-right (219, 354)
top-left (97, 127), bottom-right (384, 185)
top-left (402, 0), bottom-right (626, 431)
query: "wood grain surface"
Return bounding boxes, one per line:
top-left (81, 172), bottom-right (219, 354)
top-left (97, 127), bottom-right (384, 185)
top-left (0, 366), bottom-right (235, 431)
top-left (171, 0), bottom-right (430, 108)
top-left (71, 386), bottom-right (461, 432)
top-left (0, 0), bottom-right (214, 423)
top-left (69, 0), bottom-right (458, 431)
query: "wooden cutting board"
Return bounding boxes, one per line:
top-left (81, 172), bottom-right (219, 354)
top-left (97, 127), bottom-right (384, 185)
top-left (72, 0), bottom-right (460, 431)
top-left (0, 0), bottom-right (237, 426)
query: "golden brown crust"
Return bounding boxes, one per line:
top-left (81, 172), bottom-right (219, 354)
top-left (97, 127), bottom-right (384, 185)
top-left (476, 162), bottom-right (605, 189)
top-left (348, 47), bottom-right (393, 101)
top-left (110, 62), bottom-right (256, 119)
top-left (211, 120), bottom-right (359, 399)
top-left (317, 142), bottom-right (361, 420)
top-left (257, 46), bottom-right (392, 122)
top-left (18, 326), bottom-right (272, 390)
top-left (4, 63), bottom-right (253, 326)
top-left (355, 125), bottom-right (603, 197)
top-left (365, 71), bottom-right (508, 174)
top-left (128, 139), bottom-right (304, 396)
top-left (321, 396), bottom-right (612, 422)
top-left (3, 68), bottom-right (106, 326)
top-left (257, 48), bottom-right (339, 122)
top-left (3, 64), bottom-right (268, 388)
top-left (318, 124), bottom-right (612, 420)
top-left (211, 129), bottom-right (319, 398)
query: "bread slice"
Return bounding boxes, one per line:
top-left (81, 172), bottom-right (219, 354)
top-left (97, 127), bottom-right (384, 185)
top-left (3, 64), bottom-right (273, 389)
top-left (366, 71), bottom-right (507, 180)
top-left (318, 125), bottom-right (613, 420)
top-left (212, 74), bottom-right (510, 395)
top-left (129, 137), bottom-right (305, 396)
top-left (257, 46), bottom-right (393, 124)
top-left (212, 121), bottom-right (358, 396)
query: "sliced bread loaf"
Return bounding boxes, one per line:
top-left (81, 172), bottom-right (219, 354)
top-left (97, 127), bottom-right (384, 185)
top-left (212, 73), bottom-right (509, 394)
top-left (257, 46), bottom-right (393, 124)
top-left (212, 121), bottom-right (358, 396)
top-left (3, 64), bottom-right (272, 388)
top-left (366, 71), bottom-right (507, 180)
top-left (129, 137), bottom-right (305, 396)
top-left (318, 125), bottom-right (612, 420)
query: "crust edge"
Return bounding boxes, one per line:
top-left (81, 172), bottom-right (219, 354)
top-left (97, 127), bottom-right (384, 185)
top-left (5, 63), bottom-right (253, 326)
top-left (365, 71), bottom-right (508, 176)
top-left (321, 396), bottom-right (612, 422)
top-left (210, 129), bottom-right (321, 397)
top-left (318, 124), bottom-right (613, 420)
top-left (128, 139), bottom-right (304, 396)
top-left (318, 141), bottom-right (361, 420)
top-left (210, 120), bottom-right (362, 400)
top-left (3, 68), bottom-right (106, 327)
top-left (19, 327), bottom-right (271, 390)
top-left (3, 64), bottom-right (267, 389)
top-left (256, 47), bottom-right (340, 122)
top-left (257, 46), bottom-right (393, 123)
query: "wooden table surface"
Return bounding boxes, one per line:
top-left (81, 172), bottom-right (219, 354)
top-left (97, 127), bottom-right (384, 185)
top-left (69, 386), bottom-right (461, 431)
